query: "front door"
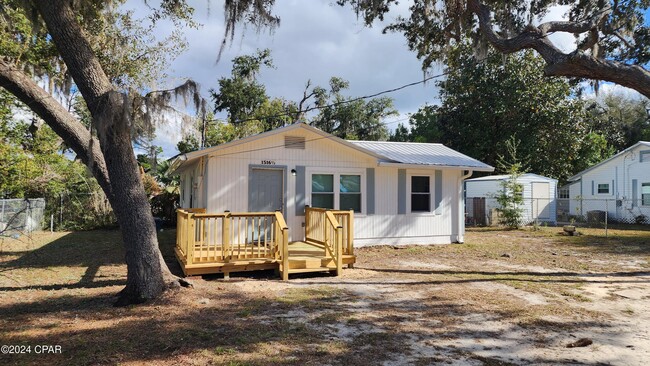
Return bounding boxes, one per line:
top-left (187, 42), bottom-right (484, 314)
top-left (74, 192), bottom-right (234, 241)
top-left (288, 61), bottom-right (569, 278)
top-left (250, 168), bottom-right (284, 212)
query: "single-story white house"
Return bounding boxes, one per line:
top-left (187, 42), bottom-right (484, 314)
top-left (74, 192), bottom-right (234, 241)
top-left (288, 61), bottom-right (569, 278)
top-left (565, 141), bottom-right (650, 223)
top-left (465, 173), bottom-right (558, 225)
top-left (170, 123), bottom-right (493, 246)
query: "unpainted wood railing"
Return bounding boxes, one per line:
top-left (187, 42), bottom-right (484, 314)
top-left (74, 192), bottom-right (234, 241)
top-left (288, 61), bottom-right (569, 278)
top-left (304, 206), bottom-right (354, 275)
top-left (176, 209), bottom-right (289, 273)
top-left (305, 206), bottom-right (354, 255)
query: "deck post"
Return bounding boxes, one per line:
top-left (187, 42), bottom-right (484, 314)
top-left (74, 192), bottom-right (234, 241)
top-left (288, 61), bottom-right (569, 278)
top-left (348, 210), bottom-right (354, 268)
top-left (274, 210), bottom-right (282, 260)
top-left (187, 213), bottom-right (195, 266)
top-left (324, 219), bottom-right (329, 258)
top-left (336, 226), bottom-right (343, 276)
top-left (304, 205), bottom-right (310, 241)
top-left (223, 211), bottom-right (231, 263)
top-left (281, 229), bottom-right (289, 281)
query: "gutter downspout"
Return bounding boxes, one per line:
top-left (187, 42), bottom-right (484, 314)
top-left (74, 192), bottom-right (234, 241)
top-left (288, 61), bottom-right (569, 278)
top-left (457, 170), bottom-right (473, 243)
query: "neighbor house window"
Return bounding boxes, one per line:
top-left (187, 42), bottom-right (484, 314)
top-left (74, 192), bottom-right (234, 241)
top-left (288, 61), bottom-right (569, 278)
top-left (641, 151), bottom-right (650, 163)
top-left (311, 174), bottom-right (334, 209)
top-left (411, 176), bottom-right (431, 212)
top-left (340, 175), bottom-right (361, 212)
top-left (597, 183), bottom-right (610, 194)
top-left (642, 183), bottom-right (650, 206)
top-left (558, 188), bottom-right (569, 199)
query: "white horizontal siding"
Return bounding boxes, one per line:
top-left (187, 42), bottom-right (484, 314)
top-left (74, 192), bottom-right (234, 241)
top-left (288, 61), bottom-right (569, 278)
top-left (465, 175), bottom-right (557, 224)
top-left (570, 144), bottom-right (650, 222)
top-left (202, 127), bottom-right (466, 244)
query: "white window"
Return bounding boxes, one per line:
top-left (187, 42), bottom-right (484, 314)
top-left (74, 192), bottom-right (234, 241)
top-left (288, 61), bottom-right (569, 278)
top-left (642, 183), bottom-right (650, 206)
top-left (558, 187), bottom-right (569, 199)
top-left (407, 171), bottom-right (436, 214)
top-left (597, 183), bottom-right (610, 194)
top-left (309, 170), bottom-right (364, 213)
top-left (339, 174), bottom-right (361, 212)
top-left (640, 151), bottom-right (650, 163)
top-left (411, 176), bottom-right (431, 212)
top-left (311, 174), bottom-right (334, 209)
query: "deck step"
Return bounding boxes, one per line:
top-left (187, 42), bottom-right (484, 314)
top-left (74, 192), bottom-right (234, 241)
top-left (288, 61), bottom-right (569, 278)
top-left (287, 267), bottom-right (332, 274)
top-left (288, 256), bottom-right (344, 268)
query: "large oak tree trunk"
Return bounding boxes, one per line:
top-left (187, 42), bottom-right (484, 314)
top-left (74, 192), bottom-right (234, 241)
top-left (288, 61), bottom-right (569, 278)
top-left (32, 1), bottom-right (189, 305)
top-left (96, 92), bottom-right (168, 305)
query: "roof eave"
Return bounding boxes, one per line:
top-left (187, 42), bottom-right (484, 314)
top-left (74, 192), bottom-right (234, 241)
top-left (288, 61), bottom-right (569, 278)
top-left (568, 141), bottom-right (650, 181)
top-left (377, 162), bottom-right (494, 172)
top-left (169, 154), bottom-right (187, 174)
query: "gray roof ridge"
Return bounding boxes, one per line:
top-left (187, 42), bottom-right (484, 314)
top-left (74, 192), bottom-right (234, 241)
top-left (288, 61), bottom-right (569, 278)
top-left (347, 140), bottom-right (444, 146)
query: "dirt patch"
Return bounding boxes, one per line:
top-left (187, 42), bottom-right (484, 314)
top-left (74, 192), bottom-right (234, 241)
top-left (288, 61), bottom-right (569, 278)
top-left (1, 227), bottom-right (649, 365)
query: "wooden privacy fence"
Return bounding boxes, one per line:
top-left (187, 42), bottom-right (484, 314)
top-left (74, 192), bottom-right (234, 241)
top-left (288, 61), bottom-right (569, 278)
top-left (304, 206), bottom-right (354, 275)
top-left (176, 209), bottom-right (289, 267)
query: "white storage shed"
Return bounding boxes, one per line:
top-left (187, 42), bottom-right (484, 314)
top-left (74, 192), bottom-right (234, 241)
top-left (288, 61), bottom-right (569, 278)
top-left (465, 173), bottom-right (558, 225)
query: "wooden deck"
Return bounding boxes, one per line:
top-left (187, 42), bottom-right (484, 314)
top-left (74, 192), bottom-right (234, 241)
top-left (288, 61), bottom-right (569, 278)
top-left (175, 207), bottom-right (355, 279)
top-left (176, 240), bottom-right (356, 276)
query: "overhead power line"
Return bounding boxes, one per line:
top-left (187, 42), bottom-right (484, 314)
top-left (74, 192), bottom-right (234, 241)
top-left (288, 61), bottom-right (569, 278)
top-left (219, 69), bottom-right (448, 125)
top-left (186, 68), bottom-right (453, 156)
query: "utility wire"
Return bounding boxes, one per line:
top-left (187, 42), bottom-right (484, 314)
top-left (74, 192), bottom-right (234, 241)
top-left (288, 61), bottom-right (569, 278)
top-left (185, 67), bottom-right (459, 158)
top-left (218, 69), bottom-right (448, 125)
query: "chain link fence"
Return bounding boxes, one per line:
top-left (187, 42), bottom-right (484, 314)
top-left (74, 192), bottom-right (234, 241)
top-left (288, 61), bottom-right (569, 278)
top-left (0, 198), bottom-right (45, 235)
top-left (466, 196), bottom-right (649, 227)
top-left (556, 198), bottom-right (648, 225)
top-left (0, 192), bottom-right (118, 234)
top-left (46, 192), bottom-right (116, 231)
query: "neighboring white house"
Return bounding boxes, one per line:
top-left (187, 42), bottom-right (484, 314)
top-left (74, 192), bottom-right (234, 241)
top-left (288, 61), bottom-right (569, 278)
top-left (465, 173), bottom-right (558, 225)
top-left (565, 141), bottom-right (650, 223)
top-left (170, 123), bottom-right (494, 246)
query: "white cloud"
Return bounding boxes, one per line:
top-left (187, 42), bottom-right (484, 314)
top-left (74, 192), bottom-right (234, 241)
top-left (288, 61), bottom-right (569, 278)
top-left (582, 82), bottom-right (645, 101)
top-left (539, 5), bottom-right (577, 53)
top-left (122, 0), bottom-right (441, 155)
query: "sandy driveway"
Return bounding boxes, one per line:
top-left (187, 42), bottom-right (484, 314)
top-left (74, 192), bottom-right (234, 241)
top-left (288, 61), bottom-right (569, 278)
top-left (227, 228), bottom-right (650, 365)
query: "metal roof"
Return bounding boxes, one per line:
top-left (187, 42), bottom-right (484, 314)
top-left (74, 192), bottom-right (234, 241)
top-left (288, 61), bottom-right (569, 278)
top-left (466, 173), bottom-right (557, 182)
top-left (169, 123), bottom-right (385, 173)
top-left (347, 141), bottom-right (494, 171)
top-left (170, 123), bottom-right (494, 173)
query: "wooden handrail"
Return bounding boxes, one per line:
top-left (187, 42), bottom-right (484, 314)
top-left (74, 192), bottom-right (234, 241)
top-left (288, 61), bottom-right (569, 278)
top-left (274, 211), bottom-right (288, 230)
top-left (176, 208), bottom-right (346, 280)
top-left (274, 211), bottom-right (290, 281)
top-left (177, 209), bottom-right (289, 266)
top-left (187, 212), bottom-right (195, 265)
top-left (325, 210), bottom-right (342, 229)
top-left (191, 213), bottom-right (229, 218)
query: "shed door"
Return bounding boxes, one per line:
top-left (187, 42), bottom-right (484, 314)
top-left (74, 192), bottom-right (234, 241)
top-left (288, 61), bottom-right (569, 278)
top-left (250, 168), bottom-right (284, 213)
top-left (532, 182), bottom-right (550, 219)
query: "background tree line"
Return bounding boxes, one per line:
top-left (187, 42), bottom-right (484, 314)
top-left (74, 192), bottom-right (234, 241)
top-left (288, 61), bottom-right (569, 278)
top-left (177, 49), bottom-right (397, 153)
top-left (390, 45), bottom-right (650, 184)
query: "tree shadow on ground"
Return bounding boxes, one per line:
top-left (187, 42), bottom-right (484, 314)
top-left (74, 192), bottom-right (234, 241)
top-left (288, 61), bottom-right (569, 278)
top-left (0, 280), bottom-right (617, 366)
top-left (0, 229), bottom-right (182, 292)
top-left (349, 266), bottom-right (650, 284)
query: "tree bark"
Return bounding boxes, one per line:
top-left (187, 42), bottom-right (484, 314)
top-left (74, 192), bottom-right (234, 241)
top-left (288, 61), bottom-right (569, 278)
top-left (467, 0), bottom-right (650, 99)
top-left (33, 1), bottom-right (189, 305)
